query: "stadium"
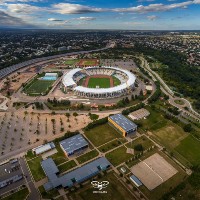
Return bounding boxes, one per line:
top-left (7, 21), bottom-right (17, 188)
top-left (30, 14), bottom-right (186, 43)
top-left (62, 66), bottom-right (136, 99)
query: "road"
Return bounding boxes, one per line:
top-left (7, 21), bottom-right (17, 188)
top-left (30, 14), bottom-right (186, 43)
top-left (140, 57), bottom-right (200, 121)
top-left (19, 158), bottom-right (40, 200)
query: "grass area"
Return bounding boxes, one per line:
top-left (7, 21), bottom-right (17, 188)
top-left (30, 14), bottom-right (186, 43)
top-left (126, 135), bottom-right (154, 153)
top-left (106, 146), bottom-right (133, 166)
top-left (72, 172), bottom-right (136, 200)
top-left (88, 77), bottom-right (110, 88)
top-left (151, 122), bottom-right (188, 149)
top-left (25, 150), bottom-right (36, 160)
top-left (3, 188), bottom-right (29, 200)
top-left (174, 99), bottom-right (185, 105)
top-left (137, 106), bottom-right (168, 131)
top-left (84, 123), bottom-right (123, 147)
top-left (57, 160), bottom-right (77, 173)
top-left (38, 185), bottom-right (60, 199)
top-left (76, 150), bottom-right (99, 164)
top-left (112, 76), bottom-right (121, 86)
top-left (175, 135), bottom-right (200, 166)
top-left (24, 79), bottom-right (54, 95)
top-left (27, 156), bottom-right (46, 182)
top-left (51, 144), bottom-right (68, 165)
top-left (98, 138), bottom-right (127, 153)
top-left (64, 59), bottom-right (79, 65)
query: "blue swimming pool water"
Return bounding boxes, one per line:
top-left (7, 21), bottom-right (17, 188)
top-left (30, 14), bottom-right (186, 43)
top-left (42, 76), bottom-right (57, 81)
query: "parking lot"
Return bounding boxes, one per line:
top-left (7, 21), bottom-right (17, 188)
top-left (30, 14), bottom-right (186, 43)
top-left (0, 159), bottom-right (25, 196)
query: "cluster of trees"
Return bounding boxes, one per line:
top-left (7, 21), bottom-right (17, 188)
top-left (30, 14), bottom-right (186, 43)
top-left (148, 81), bottom-right (161, 103)
top-left (84, 117), bottom-right (108, 131)
top-left (122, 102), bottom-right (144, 115)
top-left (47, 98), bottom-right (70, 107)
top-left (167, 107), bottom-right (180, 116)
top-left (134, 44), bottom-right (200, 111)
top-left (34, 102), bottom-right (44, 110)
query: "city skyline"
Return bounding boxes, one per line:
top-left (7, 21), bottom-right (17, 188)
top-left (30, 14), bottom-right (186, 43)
top-left (0, 0), bottom-right (200, 30)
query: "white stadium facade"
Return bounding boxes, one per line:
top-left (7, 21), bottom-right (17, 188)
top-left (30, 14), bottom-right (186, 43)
top-left (62, 66), bottom-right (136, 99)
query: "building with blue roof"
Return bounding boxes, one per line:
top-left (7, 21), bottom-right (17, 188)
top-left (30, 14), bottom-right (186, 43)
top-left (130, 175), bottom-right (142, 187)
top-left (41, 157), bottom-right (111, 191)
top-left (59, 134), bottom-right (88, 157)
top-left (108, 113), bottom-right (137, 137)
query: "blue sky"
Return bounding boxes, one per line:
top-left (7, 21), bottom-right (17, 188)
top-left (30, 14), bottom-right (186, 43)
top-left (0, 0), bottom-right (199, 29)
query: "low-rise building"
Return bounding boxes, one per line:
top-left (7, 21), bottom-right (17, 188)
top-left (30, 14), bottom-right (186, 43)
top-left (59, 134), bottom-right (88, 157)
top-left (108, 114), bottom-right (137, 137)
top-left (32, 142), bottom-right (55, 155)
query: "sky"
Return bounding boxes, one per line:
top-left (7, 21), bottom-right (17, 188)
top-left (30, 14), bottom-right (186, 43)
top-left (0, 0), bottom-right (200, 30)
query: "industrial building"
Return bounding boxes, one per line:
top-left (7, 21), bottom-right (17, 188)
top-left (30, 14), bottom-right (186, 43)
top-left (32, 142), bottom-right (55, 155)
top-left (108, 114), bottom-right (137, 137)
top-left (41, 157), bottom-right (111, 191)
top-left (59, 134), bottom-right (88, 157)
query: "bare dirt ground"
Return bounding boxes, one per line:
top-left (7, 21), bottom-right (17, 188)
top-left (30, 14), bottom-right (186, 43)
top-left (0, 110), bottom-right (94, 156)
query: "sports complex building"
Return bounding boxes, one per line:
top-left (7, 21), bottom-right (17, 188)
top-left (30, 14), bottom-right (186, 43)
top-left (108, 114), bottom-right (138, 137)
top-left (62, 66), bottom-right (136, 99)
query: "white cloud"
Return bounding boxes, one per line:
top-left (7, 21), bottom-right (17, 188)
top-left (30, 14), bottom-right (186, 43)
top-left (77, 16), bottom-right (96, 20)
top-left (52, 3), bottom-right (106, 14)
top-left (147, 15), bottom-right (158, 20)
top-left (48, 18), bottom-right (64, 22)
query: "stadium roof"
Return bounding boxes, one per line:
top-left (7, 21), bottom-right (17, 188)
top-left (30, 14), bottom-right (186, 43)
top-left (59, 134), bottom-right (88, 155)
top-left (109, 113), bottom-right (137, 132)
top-left (62, 68), bottom-right (82, 87)
top-left (62, 66), bottom-right (136, 94)
top-left (42, 157), bottom-right (111, 191)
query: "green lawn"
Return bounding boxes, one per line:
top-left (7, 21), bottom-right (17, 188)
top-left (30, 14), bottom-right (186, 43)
top-left (126, 135), bottom-right (154, 153)
top-left (76, 150), bottom-right (99, 164)
top-left (88, 77), bottom-right (110, 88)
top-left (106, 146), bottom-right (133, 166)
top-left (3, 188), bottom-right (29, 200)
top-left (84, 123), bottom-right (123, 147)
top-left (73, 172), bottom-right (136, 200)
top-left (112, 76), bottom-right (121, 86)
top-left (82, 60), bottom-right (97, 65)
top-left (137, 107), bottom-right (168, 131)
top-left (151, 122), bottom-right (187, 149)
top-left (57, 160), bottom-right (77, 173)
top-left (174, 99), bottom-right (185, 105)
top-left (38, 185), bottom-right (60, 199)
top-left (175, 135), bottom-right (200, 166)
top-left (24, 79), bottom-right (54, 95)
top-left (99, 138), bottom-right (127, 153)
top-left (27, 156), bottom-right (46, 182)
top-left (50, 144), bottom-right (68, 165)
top-left (25, 150), bottom-right (36, 160)
top-left (64, 59), bottom-right (79, 65)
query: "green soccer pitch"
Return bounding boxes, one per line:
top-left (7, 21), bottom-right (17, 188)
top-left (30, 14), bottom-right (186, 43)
top-left (87, 77), bottom-right (110, 88)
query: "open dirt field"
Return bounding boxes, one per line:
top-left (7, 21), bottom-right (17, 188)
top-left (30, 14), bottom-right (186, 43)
top-left (0, 111), bottom-right (92, 156)
top-left (131, 153), bottom-right (178, 190)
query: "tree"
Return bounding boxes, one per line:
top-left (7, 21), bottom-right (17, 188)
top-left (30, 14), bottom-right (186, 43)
top-left (183, 124), bottom-right (192, 132)
top-left (134, 144), bottom-right (143, 152)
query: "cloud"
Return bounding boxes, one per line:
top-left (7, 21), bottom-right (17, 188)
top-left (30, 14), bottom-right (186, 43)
top-left (48, 18), bottom-right (64, 22)
top-left (112, 1), bottom-right (194, 13)
top-left (0, 10), bottom-right (35, 27)
top-left (147, 15), bottom-right (158, 20)
top-left (77, 16), bottom-right (96, 20)
top-left (52, 3), bottom-right (106, 14)
top-left (6, 3), bottom-right (43, 14)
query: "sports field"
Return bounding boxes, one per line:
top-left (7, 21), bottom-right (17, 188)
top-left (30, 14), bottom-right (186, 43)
top-left (77, 59), bottom-right (99, 66)
top-left (88, 77), bottom-right (110, 88)
top-left (64, 59), bottom-right (79, 65)
top-left (24, 80), bottom-right (54, 95)
top-left (113, 76), bottom-right (121, 86)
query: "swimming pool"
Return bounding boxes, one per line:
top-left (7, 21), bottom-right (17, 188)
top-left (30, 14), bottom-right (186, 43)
top-left (42, 76), bottom-right (57, 81)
